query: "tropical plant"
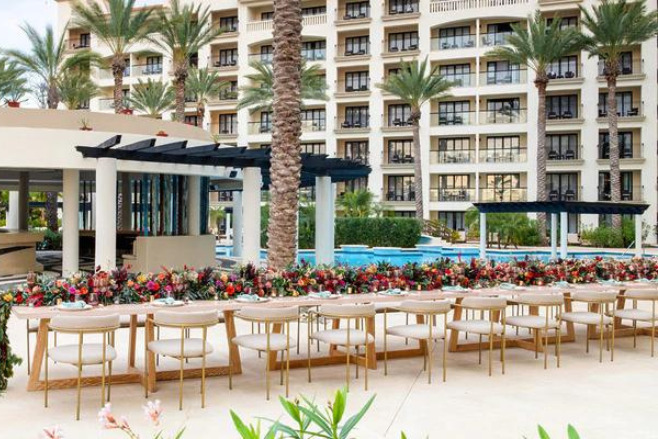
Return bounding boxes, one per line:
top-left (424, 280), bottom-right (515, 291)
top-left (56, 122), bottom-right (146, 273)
top-left (58, 72), bottom-right (99, 110)
top-left (465, 208), bottom-right (541, 248)
top-left (126, 78), bottom-right (175, 118)
top-left (237, 61), bottom-right (329, 114)
top-left (185, 68), bottom-right (229, 128)
top-left (0, 58), bottom-right (26, 103)
top-left (147, 0), bottom-right (222, 122)
top-left (376, 58), bottom-right (453, 220)
top-left (580, 0), bottom-right (658, 228)
top-left (337, 189), bottom-right (379, 218)
top-left (536, 424), bottom-right (581, 439)
top-left (487, 12), bottom-right (582, 243)
top-left (266, 0), bottom-right (304, 270)
top-left (72, 0), bottom-right (154, 113)
top-left (208, 206), bottom-right (225, 234)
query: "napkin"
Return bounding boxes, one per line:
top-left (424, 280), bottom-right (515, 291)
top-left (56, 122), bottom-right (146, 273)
top-left (62, 300), bottom-right (87, 309)
top-left (554, 281), bottom-right (571, 288)
top-left (600, 279), bottom-right (622, 285)
top-left (237, 294), bottom-right (259, 302)
top-left (386, 288), bottom-right (403, 295)
top-left (499, 283), bottom-right (517, 290)
top-left (635, 278), bottom-right (658, 283)
top-left (155, 297), bottom-right (176, 305)
top-left (312, 291), bottom-right (332, 298)
top-left (442, 285), bottom-right (466, 292)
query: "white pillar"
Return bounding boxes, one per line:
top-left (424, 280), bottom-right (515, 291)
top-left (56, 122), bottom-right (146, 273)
top-left (242, 168), bottom-right (261, 265)
top-left (560, 211), bottom-right (568, 259)
top-left (6, 191), bottom-right (19, 229)
top-left (18, 172), bottom-right (29, 231)
top-left (95, 158), bottom-right (117, 270)
top-left (479, 213), bottom-right (487, 259)
top-left (551, 213), bottom-right (560, 259)
top-left (225, 212), bottom-right (232, 239)
top-left (62, 169), bottom-right (80, 276)
top-left (315, 176), bottom-right (335, 265)
top-left (232, 191), bottom-right (243, 257)
top-left (187, 175), bottom-right (201, 236)
top-left (635, 214), bottom-right (643, 257)
top-left (120, 173), bottom-right (132, 230)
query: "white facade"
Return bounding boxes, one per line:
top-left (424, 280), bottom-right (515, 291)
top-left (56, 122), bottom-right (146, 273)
top-left (57, 0), bottom-right (658, 242)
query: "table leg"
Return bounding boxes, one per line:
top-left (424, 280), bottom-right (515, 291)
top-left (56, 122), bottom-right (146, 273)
top-left (448, 298), bottom-right (463, 352)
top-left (223, 310), bottom-right (242, 375)
top-left (145, 314), bottom-right (157, 393)
top-left (128, 315), bottom-right (137, 369)
top-left (27, 319), bottom-right (49, 392)
top-left (365, 315), bottom-right (377, 370)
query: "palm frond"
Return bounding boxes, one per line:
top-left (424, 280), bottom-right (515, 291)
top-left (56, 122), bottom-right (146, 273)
top-left (58, 73), bottom-right (99, 109)
top-left (185, 68), bottom-right (229, 104)
top-left (126, 78), bottom-right (175, 117)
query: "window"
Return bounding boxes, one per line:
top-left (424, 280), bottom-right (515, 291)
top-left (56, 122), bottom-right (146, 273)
top-left (387, 31), bottom-right (419, 52)
top-left (438, 212), bottom-right (466, 231)
top-left (483, 174), bottom-right (523, 201)
top-left (394, 211), bottom-right (415, 218)
top-left (344, 36), bottom-right (369, 55)
top-left (548, 56), bottom-right (578, 78)
top-left (261, 11), bottom-right (274, 20)
top-left (486, 60), bottom-right (521, 84)
top-left (343, 106), bottom-right (369, 127)
top-left (388, 0), bottom-right (419, 13)
top-left (302, 143), bottom-right (326, 154)
top-left (599, 131), bottom-right (634, 159)
top-left (440, 174), bottom-right (471, 189)
top-left (547, 16), bottom-right (578, 29)
top-left (436, 137), bottom-right (472, 163)
top-left (485, 98), bottom-right (521, 123)
top-left (218, 16), bottom-right (238, 32)
top-left (547, 173), bottom-right (578, 201)
top-left (343, 177), bottom-right (368, 193)
top-left (217, 48), bottom-right (238, 67)
top-left (486, 173), bottom-right (520, 188)
top-left (218, 113), bottom-right (237, 134)
top-left (123, 58), bottom-right (131, 77)
top-left (344, 1), bottom-right (370, 19)
top-left (438, 26), bottom-right (473, 49)
top-left (79, 33), bottom-right (90, 48)
top-left (484, 136), bottom-right (523, 162)
top-left (599, 51), bottom-right (633, 75)
top-left (598, 91), bottom-right (636, 117)
top-left (546, 95), bottom-right (578, 119)
top-left (259, 45), bottom-right (274, 63)
top-left (218, 81), bottom-right (238, 100)
top-left (437, 175), bottom-right (472, 201)
top-left (184, 115), bottom-right (199, 127)
top-left (487, 98), bottom-right (520, 112)
top-left (145, 56), bottom-right (162, 75)
top-left (483, 22), bottom-right (515, 45)
top-left (344, 141), bottom-right (368, 163)
top-left (345, 71), bottom-right (369, 91)
top-left (387, 139), bottom-right (414, 163)
top-left (302, 6), bottom-right (326, 15)
top-left (438, 101), bottom-right (470, 125)
top-left (386, 176), bottom-right (415, 201)
top-left (302, 40), bottom-right (326, 61)
top-left (439, 64), bottom-right (471, 87)
top-left (300, 109), bottom-right (326, 130)
top-left (546, 134), bottom-right (578, 160)
top-left (259, 112), bottom-right (273, 132)
top-left (387, 104), bottom-right (412, 126)
top-left (598, 171), bottom-right (635, 201)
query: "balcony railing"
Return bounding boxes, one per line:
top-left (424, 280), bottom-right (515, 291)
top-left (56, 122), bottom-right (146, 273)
top-left (385, 1), bottom-right (420, 15)
top-left (383, 40), bottom-right (419, 55)
top-left (249, 122), bottom-right (272, 134)
top-left (479, 69), bottom-right (527, 85)
top-left (430, 188), bottom-right (475, 202)
top-left (342, 154), bottom-right (369, 164)
top-left (383, 115), bottom-right (414, 128)
top-left (598, 186), bottom-right (643, 202)
top-left (387, 153), bottom-right (415, 164)
top-left (246, 20), bottom-right (273, 32)
top-left (216, 90), bottom-right (238, 101)
top-left (336, 79), bottom-right (370, 93)
top-left (249, 120), bottom-right (326, 134)
top-left (212, 22), bottom-right (239, 34)
top-left (547, 107), bottom-right (579, 121)
top-left (440, 72), bottom-right (475, 87)
top-left (301, 48), bottom-right (327, 62)
top-left (384, 190), bottom-right (416, 202)
top-left (430, 110), bottom-right (475, 126)
top-left (597, 144), bottom-right (637, 160)
top-left (479, 148), bottom-right (527, 163)
top-left (301, 120), bottom-right (326, 132)
top-left (302, 14), bottom-right (327, 26)
top-left (65, 39), bottom-right (91, 51)
top-left (431, 35), bottom-right (476, 50)
top-left (479, 188), bottom-right (527, 202)
top-left (548, 189), bottom-right (579, 201)
top-left (430, 149), bottom-right (475, 164)
top-left (480, 108), bottom-right (527, 124)
top-left (597, 103), bottom-right (643, 118)
top-left (211, 122), bottom-right (239, 136)
top-left (480, 31), bottom-right (513, 47)
top-left (132, 64), bottom-right (163, 76)
top-left (430, 0), bottom-right (528, 13)
top-left (209, 56), bottom-right (238, 68)
top-left (336, 43), bottom-right (370, 57)
top-left (98, 98), bottom-right (128, 111)
top-left (547, 147), bottom-right (580, 161)
top-left (336, 7), bottom-right (371, 21)
top-left (336, 118), bottom-right (370, 129)
top-left (547, 69), bottom-right (579, 80)
top-left (598, 59), bottom-right (644, 77)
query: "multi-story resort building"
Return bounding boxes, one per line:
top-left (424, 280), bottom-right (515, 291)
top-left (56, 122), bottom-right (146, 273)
top-left (56, 0), bottom-right (658, 242)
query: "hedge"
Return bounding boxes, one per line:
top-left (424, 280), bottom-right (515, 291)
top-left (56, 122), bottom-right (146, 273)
top-left (334, 217), bottom-right (422, 248)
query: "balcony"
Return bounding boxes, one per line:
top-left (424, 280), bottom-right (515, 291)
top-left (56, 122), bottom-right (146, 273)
top-left (441, 72), bottom-right (475, 87)
top-left (431, 35), bottom-right (476, 51)
top-left (597, 103), bottom-right (644, 122)
top-left (546, 107), bottom-right (581, 124)
top-left (480, 31), bottom-right (513, 47)
top-left (65, 38), bottom-right (91, 52)
top-left (212, 22), bottom-right (239, 36)
top-left (342, 154), bottom-right (369, 165)
top-left (479, 69), bottom-right (527, 86)
top-left (547, 146), bottom-right (580, 161)
top-left (335, 118), bottom-right (370, 133)
top-left (597, 144), bottom-right (643, 162)
top-left (335, 43), bottom-right (371, 61)
top-left (430, 110), bottom-right (475, 126)
top-left (335, 79), bottom-right (370, 96)
top-left (478, 148), bottom-right (527, 163)
top-left (382, 41), bottom-right (420, 58)
top-left (98, 98), bottom-right (119, 111)
top-left (386, 153), bottom-right (415, 165)
top-left (598, 59), bottom-right (645, 81)
top-left (302, 14), bottom-right (328, 26)
top-left (430, 149), bottom-right (475, 164)
top-left (97, 66), bottom-right (131, 80)
top-left (209, 56), bottom-right (238, 70)
top-left (131, 64), bottom-right (163, 77)
top-left (479, 187), bottom-right (527, 202)
top-left (479, 108), bottom-right (527, 124)
top-left (336, 7), bottom-right (371, 24)
top-left (246, 20), bottom-right (273, 32)
top-left (212, 122), bottom-right (238, 137)
top-left (384, 1), bottom-right (420, 19)
top-left (430, 188), bottom-right (475, 202)
top-left (598, 186), bottom-right (643, 202)
top-left (382, 115), bottom-right (414, 131)
top-left (430, 0), bottom-right (528, 13)
top-left (547, 189), bottom-right (579, 201)
top-left (214, 90), bottom-right (238, 102)
top-left (301, 48), bottom-right (327, 62)
top-left (249, 122), bottom-right (272, 134)
top-left (384, 190), bottom-right (416, 202)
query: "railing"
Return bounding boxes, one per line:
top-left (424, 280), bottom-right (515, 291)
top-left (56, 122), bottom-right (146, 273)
top-left (249, 120), bottom-right (326, 134)
top-left (342, 154), bottom-right (369, 164)
top-left (598, 186), bottom-right (643, 202)
top-left (336, 118), bottom-right (370, 129)
top-left (479, 187), bottom-right (527, 202)
top-left (597, 102), bottom-right (643, 118)
top-left (547, 107), bottom-right (579, 120)
top-left (430, 188), bottom-right (476, 202)
top-left (132, 64), bottom-right (163, 77)
top-left (97, 98), bottom-right (126, 111)
top-left (480, 31), bottom-right (513, 47)
top-left (249, 122), bottom-right (272, 134)
top-left (336, 79), bottom-right (370, 93)
top-left (212, 22), bottom-right (239, 33)
top-left (248, 53), bottom-right (272, 65)
top-left (209, 56), bottom-right (238, 68)
top-left (336, 7), bottom-right (371, 21)
top-left (547, 147), bottom-right (580, 161)
top-left (211, 122), bottom-right (239, 136)
top-left (385, 1), bottom-right (420, 15)
top-left (480, 108), bottom-right (527, 124)
top-left (547, 68), bottom-right (580, 80)
top-left (384, 190), bottom-right (416, 202)
top-left (441, 72), bottom-right (475, 87)
top-left (598, 59), bottom-right (644, 77)
top-left (383, 115), bottom-right (414, 128)
top-left (430, 111), bottom-right (475, 126)
top-left (97, 67), bottom-right (131, 80)
top-left (597, 144), bottom-right (637, 160)
top-left (383, 40), bottom-right (419, 54)
top-left (336, 43), bottom-right (370, 57)
top-left (65, 38), bottom-right (91, 51)
top-left (430, 35), bottom-right (476, 50)
top-left (216, 90), bottom-right (238, 101)
top-left (430, 149), bottom-right (475, 164)
top-left (478, 148), bottom-right (527, 163)
top-left (301, 48), bottom-right (326, 62)
top-left (479, 69), bottom-right (527, 85)
top-left (246, 20), bottom-right (273, 32)
top-left (302, 14), bottom-right (327, 26)
top-left (386, 154), bottom-right (415, 164)
top-left (301, 120), bottom-right (326, 132)
top-left (547, 189), bottom-right (579, 201)
top-left (430, 0), bottom-right (527, 12)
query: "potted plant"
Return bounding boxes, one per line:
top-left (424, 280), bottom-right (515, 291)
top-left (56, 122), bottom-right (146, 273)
top-left (156, 130), bottom-right (168, 137)
top-left (120, 107), bottom-right (134, 115)
top-left (79, 118), bottom-right (93, 131)
top-left (4, 81), bottom-right (29, 108)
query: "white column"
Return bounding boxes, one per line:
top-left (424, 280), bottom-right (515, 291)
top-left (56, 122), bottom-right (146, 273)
top-left (479, 213), bottom-right (487, 259)
top-left (232, 191), bottom-right (243, 257)
top-left (315, 176), bottom-right (335, 265)
top-left (6, 191), bottom-right (19, 229)
top-left (62, 169), bottom-right (80, 276)
top-left (560, 211), bottom-right (568, 259)
top-left (95, 158), bottom-right (117, 270)
top-left (242, 168), bottom-right (261, 265)
top-left (187, 175), bottom-right (201, 236)
top-left (550, 213), bottom-right (558, 260)
top-left (120, 173), bottom-right (132, 230)
top-left (225, 212), bottom-right (232, 240)
top-left (635, 214), bottom-right (643, 257)
top-left (18, 172), bottom-right (29, 231)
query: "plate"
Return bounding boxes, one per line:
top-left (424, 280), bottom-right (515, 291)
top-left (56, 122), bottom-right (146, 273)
top-left (57, 303), bottom-right (92, 311)
top-left (152, 300), bottom-right (185, 307)
top-left (377, 290), bottom-right (409, 297)
top-left (308, 292), bottom-right (342, 300)
top-left (236, 296), bottom-right (270, 304)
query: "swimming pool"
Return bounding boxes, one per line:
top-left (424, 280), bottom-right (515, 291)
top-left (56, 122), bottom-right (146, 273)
top-left (216, 244), bottom-right (650, 266)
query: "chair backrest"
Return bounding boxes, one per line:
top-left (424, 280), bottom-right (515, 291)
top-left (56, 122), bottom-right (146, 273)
top-left (319, 303), bottom-right (376, 318)
top-left (624, 289), bottom-right (658, 301)
top-left (236, 306), bottom-right (299, 322)
top-left (461, 296), bottom-right (508, 310)
top-left (514, 293), bottom-right (564, 306)
top-left (153, 310), bottom-right (218, 327)
top-left (397, 300), bottom-right (451, 315)
top-left (50, 314), bottom-right (120, 333)
top-left (572, 291), bottom-right (618, 303)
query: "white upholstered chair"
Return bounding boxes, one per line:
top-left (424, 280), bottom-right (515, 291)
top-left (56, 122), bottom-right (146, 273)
top-left (561, 291), bottom-right (617, 362)
top-left (608, 289), bottom-right (658, 356)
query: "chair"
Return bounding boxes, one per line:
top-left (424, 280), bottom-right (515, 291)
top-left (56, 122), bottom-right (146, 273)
top-left (46, 314), bottom-right (120, 420)
top-left (146, 310), bottom-right (217, 410)
top-left (506, 294), bottom-right (564, 369)
top-left (447, 297), bottom-right (507, 376)
top-left (609, 290), bottom-right (658, 356)
top-left (565, 71), bottom-right (575, 79)
top-left (561, 291), bottom-right (617, 362)
top-left (308, 304), bottom-right (376, 391)
top-left (231, 306), bottom-right (298, 400)
top-left (383, 300), bottom-right (452, 383)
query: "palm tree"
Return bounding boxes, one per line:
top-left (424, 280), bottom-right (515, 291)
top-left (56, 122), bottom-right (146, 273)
top-left (147, 0), bottom-right (222, 123)
top-left (4, 24), bottom-right (98, 109)
top-left (59, 73), bottom-right (99, 110)
top-left (580, 0), bottom-right (658, 228)
top-left (185, 68), bottom-right (229, 129)
top-left (266, 0), bottom-right (303, 270)
top-left (72, 0), bottom-right (153, 113)
top-left (487, 12), bottom-right (582, 243)
top-left (0, 58), bottom-right (26, 103)
top-left (377, 58), bottom-right (453, 220)
top-left (237, 61), bottom-right (328, 113)
top-left (337, 189), bottom-right (378, 218)
top-left (126, 78), bottom-right (175, 118)
top-left (208, 206), bottom-right (225, 235)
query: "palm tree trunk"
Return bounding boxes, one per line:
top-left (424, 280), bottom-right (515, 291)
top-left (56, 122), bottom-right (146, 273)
top-left (111, 56), bottom-right (126, 113)
top-left (174, 73), bottom-right (187, 123)
top-left (411, 111), bottom-right (424, 220)
top-left (196, 102), bottom-right (205, 129)
top-left (45, 82), bottom-right (60, 232)
top-left (535, 78), bottom-right (548, 245)
top-left (607, 74), bottom-right (621, 229)
top-left (47, 82), bottom-right (59, 110)
top-left (267, 0), bottom-right (303, 270)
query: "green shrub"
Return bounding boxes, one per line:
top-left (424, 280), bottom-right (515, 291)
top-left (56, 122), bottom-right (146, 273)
top-left (581, 218), bottom-right (643, 248)
top-left (38, 229), bottom-right (62, 250)
top-left (335, 217), bottom-right (422, 248)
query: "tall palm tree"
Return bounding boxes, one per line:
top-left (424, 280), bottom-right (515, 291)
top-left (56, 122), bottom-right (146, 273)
top-left (126, 78), bottom-right (175, 118)
top-left (4, 24), bottom-right (98, 109)
top-left (337, 189), bottom-right (378, 218)
top-left (237, 61), bottom-right (328, 113)
top-left (185, 68), bottom-right (229, 129)
top-left (59, 73), bottom-right (99, 110)
top-left (580, 0), bottom-right (658, 228)
top-left (377, 57), bottom-right (453, 220)
top-left (147, 0), bottom-right (222, 123)
top-left (267, 0), bottom-right (303, 270)
top-left (487, 12), bottom-right (582, 243)
top-left (72, 0), bottom-right (153, 113)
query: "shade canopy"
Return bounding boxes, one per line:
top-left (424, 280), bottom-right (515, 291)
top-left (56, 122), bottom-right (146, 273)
top-left (473, 201), bottom-right (650, 216)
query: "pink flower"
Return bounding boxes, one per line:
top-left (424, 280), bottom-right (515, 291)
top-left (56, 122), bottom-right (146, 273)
top-left (41, 426), bottom-right (64, 439)
top-left (98, 403), bottom-right (129, 430)
top-left (143, 399), bottom-right (163, 426)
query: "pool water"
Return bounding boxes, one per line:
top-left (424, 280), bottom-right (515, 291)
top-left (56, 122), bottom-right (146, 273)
top-left (216, 245), bottom-right (647, 266)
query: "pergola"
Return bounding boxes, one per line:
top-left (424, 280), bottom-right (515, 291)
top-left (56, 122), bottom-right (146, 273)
top-left (472, 201), bottom-right (650, 259)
